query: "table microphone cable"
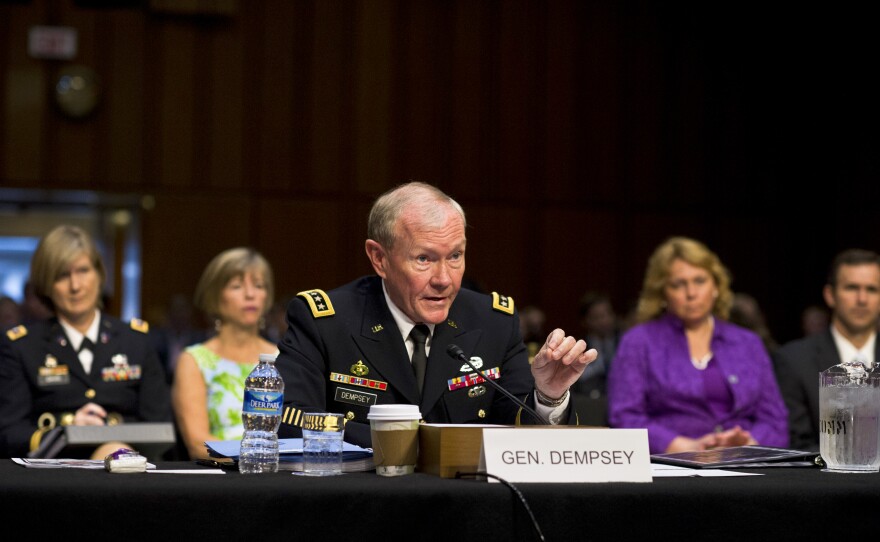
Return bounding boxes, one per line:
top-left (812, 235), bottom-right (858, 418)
top-left (455, 471), bottom-right (546, 542)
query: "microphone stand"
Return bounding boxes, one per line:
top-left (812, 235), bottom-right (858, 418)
top-left (446, 344), bottom-right (549, 425)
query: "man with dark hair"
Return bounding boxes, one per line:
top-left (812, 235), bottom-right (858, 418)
top-left (774, 248), bottom-right (880, 451)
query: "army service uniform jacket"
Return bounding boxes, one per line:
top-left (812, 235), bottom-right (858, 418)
top-left (0, 315), bottom-right (172, 457)
top-left (276, 275), bottom-right (579, 448)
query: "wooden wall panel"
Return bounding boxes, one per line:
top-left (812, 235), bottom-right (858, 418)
top-left (353, 0), bottom-right (393, 194)
top-left (140, 192), bottom-right (253, 324)
top-left (460, 204), bottom-right (531, 306)
top-left (3, 7), bottom-right (45, 183)
top-left (252, 0), bottom-right (297, 193)
top-left (256, 196), bottom-right (373, 302)
top-left (206, 16), bottom-right (243, 189)
top-left (157, 20), bottom-right (195, 188)
top-left (448, 1), bottom-right (483, 200)
top-left (538, 208), bottom-right (621, 336)
top-left (1, 0), bottom-right (877, 344)
top-left (308, 0), bottom-right (352, 193)
top-left (105, 11), bottom-right (145, 187)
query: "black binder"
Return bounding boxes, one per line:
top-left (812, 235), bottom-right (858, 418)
top-left (28, 422), bottom-right (176, 461)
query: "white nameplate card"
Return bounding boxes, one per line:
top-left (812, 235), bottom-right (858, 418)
top-left (479, 427), bottom-right (652, 483)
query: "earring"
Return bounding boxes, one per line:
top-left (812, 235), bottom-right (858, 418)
top-left (214, 319), bottom-right (222, 332)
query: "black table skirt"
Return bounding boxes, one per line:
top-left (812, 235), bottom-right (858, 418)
top-left (3, 460), bottom-right (877, 541)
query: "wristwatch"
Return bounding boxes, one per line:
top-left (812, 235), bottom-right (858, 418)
top-left (535, 388), bottom-right (568, 408)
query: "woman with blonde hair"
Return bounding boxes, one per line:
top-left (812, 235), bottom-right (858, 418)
top-left (607, 236), bottom-right (788, 453)
top-left (0, 225), bottom-right (170, 459)
top-left (172, 247), bottom-right (278, 459)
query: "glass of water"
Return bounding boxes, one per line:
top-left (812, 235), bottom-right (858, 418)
top-left (819, 361), bottom-right (880, 473)
top-left (300, 412), bottom-right (345, 476)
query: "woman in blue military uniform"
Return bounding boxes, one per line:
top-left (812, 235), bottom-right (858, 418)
top-left (0, 225), bottom-right (171, 459)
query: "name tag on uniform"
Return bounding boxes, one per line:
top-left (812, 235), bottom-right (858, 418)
top-left (38, 365), bottom-right (70, 386)
top-left (335, 387), bottom-right (377, 407)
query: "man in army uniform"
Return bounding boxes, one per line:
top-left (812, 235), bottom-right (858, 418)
top-left (275, 182), bottom-right (597, 447)
top-left (0, 225), bottom-right (171, 459)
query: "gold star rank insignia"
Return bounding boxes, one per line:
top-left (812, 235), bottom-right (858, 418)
top-left (297, 289), bottom-right (336, 318)
top-left (491, 292), bottom-right (514, 315)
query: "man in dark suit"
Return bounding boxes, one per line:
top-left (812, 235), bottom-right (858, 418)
top-left (275, 182), bottom-right (597, 447)
top-left (774, 248), bottom-right (880, 451)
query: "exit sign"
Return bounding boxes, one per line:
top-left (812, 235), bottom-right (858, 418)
top-left (28, 26), bottom-right (78, 60)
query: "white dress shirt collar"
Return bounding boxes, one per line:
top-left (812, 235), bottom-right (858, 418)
top-left (381, 280), bottom-right (435, 356)
top-left (830, 324), bottom-right (875, 368)
top-left (59, 309), bottom-right (101, 352)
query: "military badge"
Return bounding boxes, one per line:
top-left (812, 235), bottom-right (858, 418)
top-left (330, 372), bottom-right (388, 391)
top-left (38, 357), bottom-right (70, 386)
top-left (350, 360), bottom-right (369, 376)
top-left (491, 292), bottom-right (514, 315)
top-left (459, 355), bottom-right (483, 372)
top-left (102, 355), bottom-right (142, 382)
top-left (448, 367), bottom-right (500, 391)
top-left (130, 318), bottom-right (149, 333)
top-left (297, 289), bottom-right (336, 318)
top-left (6, 325), bottom-right (27, 341)
top-left (335, 387), bottom-right (378, 407)
top-left (468, 385), bottom-right (487, 398)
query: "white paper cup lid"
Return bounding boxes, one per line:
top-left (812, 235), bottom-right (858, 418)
top-left (367, 404), bottom-right (422, 420)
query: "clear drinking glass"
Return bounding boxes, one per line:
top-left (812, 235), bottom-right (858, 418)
top-left (300, 412), bottom-right (345, 476)
top-left (819, 361), bottom-right (880, 473)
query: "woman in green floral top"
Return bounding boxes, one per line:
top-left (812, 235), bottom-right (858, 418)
top-left (171, 248), bottom-right (278, 460)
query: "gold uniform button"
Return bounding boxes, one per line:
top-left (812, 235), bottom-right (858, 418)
top-left (478, 409), bottom-right (486, 419)
top-left (107, 412), bottom-right (122, 426)
top-left (59, 412), bottom-right (75, 426)
top-left (85, 389), bottom-right (96, 399)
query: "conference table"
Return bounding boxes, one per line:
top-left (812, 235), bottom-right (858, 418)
top-left (2, 459), bottom-right (876, 541)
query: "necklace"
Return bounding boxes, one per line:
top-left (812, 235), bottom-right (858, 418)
top-left (691, 352), bottom-right (713, 370)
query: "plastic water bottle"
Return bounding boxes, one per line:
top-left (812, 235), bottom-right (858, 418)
top-left (239, 353), bottom-right (284, 474)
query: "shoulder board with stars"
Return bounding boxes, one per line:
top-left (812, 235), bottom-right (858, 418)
top-left (297, 289), bottom-right (336, 318)
top-left (6, 325), bottom-right (27, 341)
top-left (130, 318), bottom-right (149, 333)
top-left (491, 292), bottom-right (514, 315)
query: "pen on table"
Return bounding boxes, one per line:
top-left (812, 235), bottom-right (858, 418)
top-left (196, 459), bottom-right (237, 470)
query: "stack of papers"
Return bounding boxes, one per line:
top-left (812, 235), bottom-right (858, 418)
top-left (205, 438), bottom-right (375, 473)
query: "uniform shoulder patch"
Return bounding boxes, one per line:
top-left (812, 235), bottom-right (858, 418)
top-left (297, 289), bottom-right (336, 318)
top-left (129, 318), bottom-right (149, 333)
top-left (6, 325), bottom-right (27, 341)
top-left (491, 292), bottom-right (514, 315)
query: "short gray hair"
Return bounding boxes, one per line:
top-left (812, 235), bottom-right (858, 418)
top-left (367, 181), bottom-right (466, 248)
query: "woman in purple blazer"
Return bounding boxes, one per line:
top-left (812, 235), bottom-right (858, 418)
top-left (608, 237), bottom-right (788, 454)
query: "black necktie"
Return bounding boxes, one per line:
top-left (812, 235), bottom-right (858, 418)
top-left (78, 338), bottom-right (95, 374)
top-left (410, 324), bottom-right (430, 393)
top-left (79, 338), bottom-right (94, 353)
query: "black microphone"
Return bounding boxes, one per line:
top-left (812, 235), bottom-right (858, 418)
top-left (446, 344), bottom-right (549, 425)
